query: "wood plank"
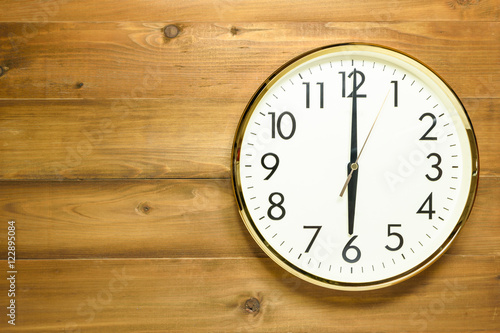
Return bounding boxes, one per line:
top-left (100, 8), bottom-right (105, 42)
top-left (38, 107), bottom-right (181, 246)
top-left (0, 177), bottom-right (498, 259)
top-left (0, 256), bottom-right (498, 332)
top-left (0, 98), bottom-right (497, 180)
top-left (0, 22), bottom-right (498, 100)
top-left (0, 0), bottom-right (498, 22)
top-left (447, 176), bottom-right (500, 256)
top-left (469, 98), bottom-right (500, 177)
top-left (0, 179), bottom-right (259, 259)
top-left (0, 99), bottom-right (239, 179)
top-left (0, 2), bottom-right (497, 332)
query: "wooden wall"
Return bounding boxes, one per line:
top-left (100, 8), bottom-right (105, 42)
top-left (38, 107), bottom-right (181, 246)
top-left (0, 1), bottom-right (498, 331)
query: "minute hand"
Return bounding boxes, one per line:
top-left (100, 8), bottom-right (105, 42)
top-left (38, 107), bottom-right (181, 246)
top-left (346, 76), bottom-right (360, 236)
top-left (344, 69), bottom-right (367, 236)
top-left (339, 89), bottom-right (391, 199)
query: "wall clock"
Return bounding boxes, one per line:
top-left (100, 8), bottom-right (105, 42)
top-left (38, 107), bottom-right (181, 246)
top-left (231, 43), bottom-right (478, 290)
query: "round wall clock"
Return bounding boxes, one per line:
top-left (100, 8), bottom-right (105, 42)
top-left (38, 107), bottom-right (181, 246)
top-left (231, 43), bottom-right (478, 290)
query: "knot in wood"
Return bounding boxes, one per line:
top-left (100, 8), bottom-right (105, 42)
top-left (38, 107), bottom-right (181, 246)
top-left (164, 25), bottom-right (180, 38)
top-left (245, 297), bottom-right (260, 314)
top-left (230, 26), bottom-right (240, 36)
top-left (455, 0), bottom-right (480, 6)
top-left (136, 202), bottom-right (153, 215)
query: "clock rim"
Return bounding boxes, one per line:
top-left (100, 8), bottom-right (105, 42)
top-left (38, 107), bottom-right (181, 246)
top-left (231, 42), bottom-right (479, 291)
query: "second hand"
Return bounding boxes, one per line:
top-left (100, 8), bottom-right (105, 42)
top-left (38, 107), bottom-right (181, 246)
top-left (339, 88), bottom-right (392, 197)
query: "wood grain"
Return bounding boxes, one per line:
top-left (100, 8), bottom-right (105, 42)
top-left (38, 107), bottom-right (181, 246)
top-left (0, 256), bottom-right (498, 332)
top-left (0, 179), bottom-right (258, 259)
top-left (0, 1), bottom-right (498, 332)
top-left (0, 22), bottom-right (498, 100)
top-left (0, 98), bottom-right (497, 180)
top-left (0, 0), bottom-right (498, 22)
top-left (0, 177), bottom-right (498, 259)
top-left (0, 98), bottom-right (240, 179)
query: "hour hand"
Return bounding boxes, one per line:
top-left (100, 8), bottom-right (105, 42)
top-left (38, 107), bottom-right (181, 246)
top-left (347, 162), bottom-right (358, 235)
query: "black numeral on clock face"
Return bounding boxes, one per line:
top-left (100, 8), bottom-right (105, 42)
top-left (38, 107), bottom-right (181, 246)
top-left (340, 69), bottom-right (367, 99)
top-left (417, 193), bottom-right (436, 219)
top-left (419, 113), bottom-right (437, 140)
top-left (342, 235), bottom-right (361, 263)
top-left (261, 153), bottom-right (279, 180)
top-left (317, 82), bottom-right (324, 108)
top-left (339, 72), bottom-right (346, 97)
top-left (303, 82), bottom-right (324, 109)
top-left (385, 224), bottom-right (403, 251)
top-left (426, 153), bottom-right (442, 181)
top-left (268, 192), bottom-right (286, 220)
top-left (303, 226), bottom-right (322, 253)
top-left (391, 80), bottom-right (398, 107)
top-left (303, 82), bottom-right (310, 108)
top-left (268, 112), bottom-right (296, 140)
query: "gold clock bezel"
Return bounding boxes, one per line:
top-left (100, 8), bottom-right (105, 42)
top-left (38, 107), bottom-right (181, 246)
top-left (231, 43), bottom-right (479, 291)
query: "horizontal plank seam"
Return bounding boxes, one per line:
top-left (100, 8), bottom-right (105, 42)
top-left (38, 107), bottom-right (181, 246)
top-left (0, 254), bottom-right (497, 261)
top-left (0, 97), bottom-right (498, 101)
top-left (0, 175), bottom-right (497, 182)
top-left (0, 20), bottom-right (498, 24)
top-left (0, 177), bottom-right (234, 182)
top-left (3, 257), bottom-right (264, 261)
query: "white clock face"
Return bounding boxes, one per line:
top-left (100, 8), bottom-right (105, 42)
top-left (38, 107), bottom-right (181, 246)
top-left (232, 44), bottom-right (478, 290)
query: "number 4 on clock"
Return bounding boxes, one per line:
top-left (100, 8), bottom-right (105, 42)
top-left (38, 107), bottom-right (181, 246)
top-left (416, 192), bottom-right (436, 219)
